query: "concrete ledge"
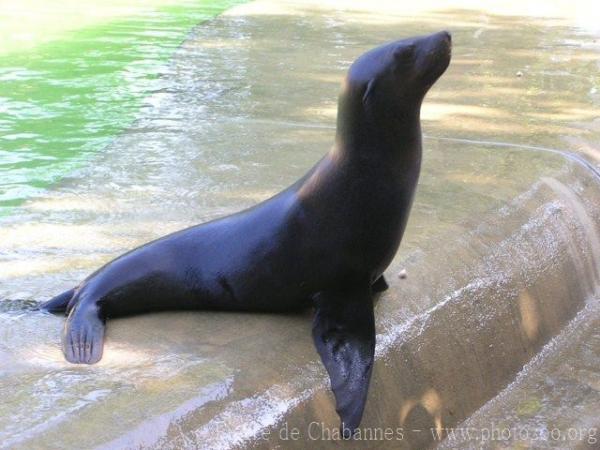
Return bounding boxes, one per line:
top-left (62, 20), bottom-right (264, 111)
top-left (437, 300), bottom-right (600, 449)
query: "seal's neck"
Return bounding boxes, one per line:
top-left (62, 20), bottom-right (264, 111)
top-left (333, 89), bottom-right (423, 164)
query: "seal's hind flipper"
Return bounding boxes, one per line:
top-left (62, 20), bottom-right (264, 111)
top-left (371, 275), bottom-right (388, 293)
top-left (39, 288), bottom-right (75, 314)
top-left (312, 286), bottom-right (375, 438)
top-left (63, 302), bottom-right (105, 364)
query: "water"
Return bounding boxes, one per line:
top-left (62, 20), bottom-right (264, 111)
top-left (0, 0), bottom-right (245, 211)
top-left (1, 0), bottom-right (599, 448)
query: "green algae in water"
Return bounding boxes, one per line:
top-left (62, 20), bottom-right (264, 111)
top-left (0, 0), bottom-right (245, 215)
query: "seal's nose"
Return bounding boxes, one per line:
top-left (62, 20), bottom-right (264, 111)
top-left (434, 30), bottom-right (451, 47)
top-left (435, 30), bottom-right (452, 52)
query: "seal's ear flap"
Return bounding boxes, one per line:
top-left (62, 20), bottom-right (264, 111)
top-left (312, 286), bottom-right (375, 438)
top-left (362, 79), bottom-right (376, 105)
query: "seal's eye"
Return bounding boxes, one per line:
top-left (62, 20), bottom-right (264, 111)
top-left (393, 45), bottom-right (416, 64)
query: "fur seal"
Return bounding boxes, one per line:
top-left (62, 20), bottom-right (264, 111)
top-left (41, 31), bottom-right (451, 435)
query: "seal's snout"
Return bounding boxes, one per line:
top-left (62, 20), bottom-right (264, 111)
top-left (413, 30), bottom-right (452, 87)
top-left (441, 31), bottom-right (452, 54)
top-left (432, 30), bottom-right (452, 54)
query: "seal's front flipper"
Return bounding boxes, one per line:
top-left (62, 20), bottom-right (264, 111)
top-left (39, 288), bottom-right (75, 314)
top-left (371, 275), bottom-right (388, 293)
top-left (63, 302), bottom-right (105, 364)
top-left (312, 286), bottom-right (375, 438)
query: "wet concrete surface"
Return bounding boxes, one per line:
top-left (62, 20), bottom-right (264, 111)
top-left (1, 0), bottom-right (599, 448)
top-left (437, 301), bottom-right (600, 449)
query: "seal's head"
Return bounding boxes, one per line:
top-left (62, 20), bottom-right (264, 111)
top-left (349, 30), bottom-right (451, 104)
top-left (337, 31), bottom-right (451, 142)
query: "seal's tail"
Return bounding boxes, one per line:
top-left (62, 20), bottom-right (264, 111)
top-left (39, 288), bottom-right (75, 314)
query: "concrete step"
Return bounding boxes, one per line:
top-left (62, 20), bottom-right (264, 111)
top-left (436, 300), bottom-right (600, 450)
